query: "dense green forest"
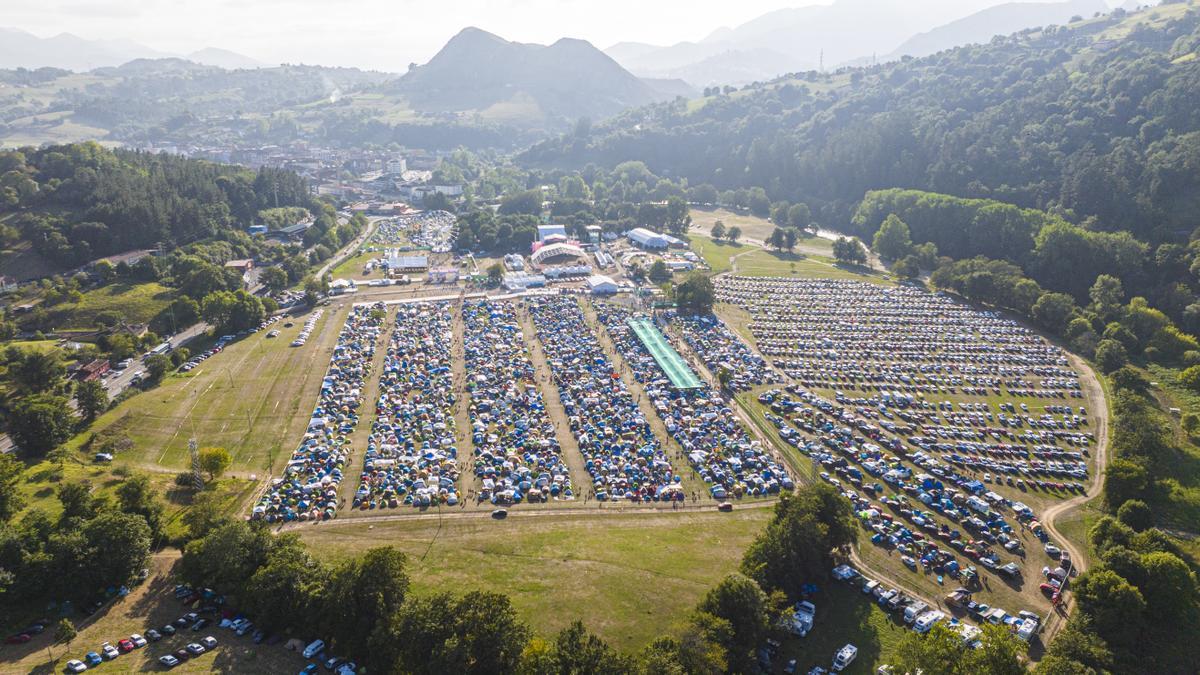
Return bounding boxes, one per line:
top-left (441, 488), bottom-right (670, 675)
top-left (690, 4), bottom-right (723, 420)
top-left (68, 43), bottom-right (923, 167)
top-left (523, 4), bottom-right (1200, 242)
top-left (0, 142), bottom-right (312, 266)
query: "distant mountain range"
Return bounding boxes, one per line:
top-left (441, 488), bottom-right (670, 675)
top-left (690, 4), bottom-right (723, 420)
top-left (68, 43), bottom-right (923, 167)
top-left (605, 0), bottom-right (1152, 85)
top-left (887, 0), bottom-right (1109, 60)
top-left (0, 27), bottom-right (267, 71)
top-left (394, 27), bottom-right (693, 123)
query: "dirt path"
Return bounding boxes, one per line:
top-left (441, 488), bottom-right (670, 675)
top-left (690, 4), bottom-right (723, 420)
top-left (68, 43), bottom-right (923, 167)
top-left (449, 299), bottom-right (476, 500)
top-left (1037, 354), bottom-right (1110, 642)
top-left (335, 304), bottom-right (394, 510)
top-left (517, 302), bottom-right (593, 495)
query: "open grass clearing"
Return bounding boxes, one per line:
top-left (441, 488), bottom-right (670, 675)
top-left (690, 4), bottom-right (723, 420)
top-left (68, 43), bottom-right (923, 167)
top-left (329, 249), bottom-right (383, 278)
top-left (688, 234), bottom-right (748, 274)
top-left (64, 303), bottom-right (347, 476)
top-left (300, 509), bottom-right (770, 651)
top-left (690, 208), bottom-right (779, 242)
top-left (735, 250), bottom-right (894, 284)
top-left (47, 282), bottom-right (175, 329)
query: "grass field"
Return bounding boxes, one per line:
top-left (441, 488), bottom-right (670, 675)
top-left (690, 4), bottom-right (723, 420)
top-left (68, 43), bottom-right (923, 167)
top-left (329, 250), bottom-right (382, 278)
top-left (300, 510), bottom-right (770, 651)
top-left (47, 282), bottom-right (175, 329)
top-left (690, 208), bottom-right (779, 242)
top-left (64, 303), bottom-right (347, 475)
top-left (735, 249), bottom-right (894, 285)
top-left (689, 235), bottom-right (748, 274)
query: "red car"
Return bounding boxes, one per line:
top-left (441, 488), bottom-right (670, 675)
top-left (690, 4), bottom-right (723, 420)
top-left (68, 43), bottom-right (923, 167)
top-left (1038, 582), bottom-right (1059, 596)
top-left (117, 638), bottom-right (135, 653)
top-left (4, 633), bottom-right (31, 644)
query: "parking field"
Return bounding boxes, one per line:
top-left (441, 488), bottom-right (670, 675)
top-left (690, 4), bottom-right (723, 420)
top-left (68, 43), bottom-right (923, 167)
top-left (65, 303), bottom-right (347, 475)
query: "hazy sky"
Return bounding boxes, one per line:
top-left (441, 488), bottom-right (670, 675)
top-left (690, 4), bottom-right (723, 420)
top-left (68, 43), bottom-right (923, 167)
top-left (0, 0), bottom-right (835, 70)
top-left (0, 0), bottom-right (1125, 71)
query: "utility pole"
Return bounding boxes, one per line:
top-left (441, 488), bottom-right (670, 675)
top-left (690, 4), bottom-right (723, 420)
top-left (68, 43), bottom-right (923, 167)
top-left (820, 49), bottom-right (824, 73)
top-left (189, 438), bottom-right (204, 490)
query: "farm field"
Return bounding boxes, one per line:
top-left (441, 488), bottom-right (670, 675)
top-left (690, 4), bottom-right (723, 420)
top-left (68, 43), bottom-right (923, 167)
top-left (64, 302), bottom-right (349, 475)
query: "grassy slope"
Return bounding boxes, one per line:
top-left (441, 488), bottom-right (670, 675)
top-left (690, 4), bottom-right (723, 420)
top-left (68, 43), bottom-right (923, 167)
top-left (46, 282), bottom-right (175, 329)
top-left (64, 303), bottom-right (345, 475)
top-left (302, 511), bottom-right (769, 650)
top-left (299, 510), bottom-right (901, 671)
top-left (689, 234), bottom-right (748, 274)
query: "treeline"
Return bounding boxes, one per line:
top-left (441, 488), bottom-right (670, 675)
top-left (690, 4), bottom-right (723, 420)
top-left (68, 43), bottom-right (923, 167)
top-left (0, 467), bottom-right (158, 613)
top-left (523, 6), bottom-right (1200, 241)
top-left (0, 142), bottom-right (313, 266)
top-left (1036, 376), bottom-right (1200, 674)
top-left (452, 160), bottom-right (692, 253)
top-left (175, 483), bottom-right (1018, 674)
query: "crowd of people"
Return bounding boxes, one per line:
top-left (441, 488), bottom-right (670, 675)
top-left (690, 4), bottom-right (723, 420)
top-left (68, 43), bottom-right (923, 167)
top-left (668, 311), bottom-right (779, 391)
top-left (528, 296), bottom-right (682, 502)
top-left (463, 300), bottom-right (573, 504)
top-left (254, 304), bottom-right (386, 522)
top-left (717, 277), bottom-right (1083, 400)
top-left (594, 302), bottom-right (793, 500)
top-left (355, 301), bottom-right (461, 509)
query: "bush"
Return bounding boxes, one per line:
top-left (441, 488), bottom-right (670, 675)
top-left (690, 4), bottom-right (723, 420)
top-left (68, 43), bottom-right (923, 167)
top-left (1094, 339), bottom-right (1129, 373)
top-left (175, 471), bottom-right (197, 488)
top-left (1183, 350), bottom-right (1200, 367)
top-left (1178, 365), bottom-right (1200, 392)
top-left (1116, 499), bottom-right (1153, 531)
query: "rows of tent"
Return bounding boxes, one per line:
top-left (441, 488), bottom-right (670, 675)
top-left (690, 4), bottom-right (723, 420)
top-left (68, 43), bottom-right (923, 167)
top-left (355, 301), bottom-right (461, 509)
top-left (463, 300), bottom-right (573, 504)
top-left (254, 305), bottom-right (385, 522)
top-left (717, 277), bottom-right (1083, 400)
top-left (669, 312), bottom-right (779, 392)
top-left (594, 303), bottom-right (793, 500)
top-left (528, 296), bottom-right (682, 502)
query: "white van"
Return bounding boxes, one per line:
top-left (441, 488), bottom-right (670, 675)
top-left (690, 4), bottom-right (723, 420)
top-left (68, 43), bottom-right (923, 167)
top-left (302, 639), bottom-right (325, 659)
top-left (903, 601), bottom-right (928, 624)
top-left (913, 611), bottom-right (945, 634)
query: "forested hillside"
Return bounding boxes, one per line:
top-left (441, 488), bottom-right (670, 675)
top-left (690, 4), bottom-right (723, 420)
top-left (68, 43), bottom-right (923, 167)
top-left (0, 142), bottom-right (313, 267)
top-left (523, 2), bottom-right (1200, 241)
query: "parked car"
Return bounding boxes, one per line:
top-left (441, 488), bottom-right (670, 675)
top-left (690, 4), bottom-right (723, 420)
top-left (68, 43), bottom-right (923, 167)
top-left (117, 638), bottom-right (135, 653)
top-left (85, 652), bottom-right (103, 667)
top-left (130, 633), bottom-right (147, 648)
top-left (101, 642), bottom-right (119, 659)
top-left (159, 654), bottom-right (180, 668)
top-left (5, 633), bottom-right (31, 644)
top-left (161, 624), bottom-right (177, 636)
top-left (173, 648), bottom-right (190, 661)
top-left (185, 642), bottom-right (206, 656)
top-left (303, 640), bottom-right (325, 659)
top-left (201, 635), bottom-right (218, 649)
top-left (64, 659), bottom-right (88, 673)
top-left (191, 618), bottom-right (210, 631)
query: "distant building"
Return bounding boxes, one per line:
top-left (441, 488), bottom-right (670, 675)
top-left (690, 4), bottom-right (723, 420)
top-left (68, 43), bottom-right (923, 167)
top-left (585, 225), bottom-right (602, 244)
top-left (386, 157), bottom-right (407, 175)
top-left (74, 359), bottom-right (111, 382)
top-left (267, 221), bottom-right (312, 242)
top-left (328, 279), bottom-right (357, 295)
top-left (225, 259), bottom-right (255, 274)
top-left (531, 243), bottom-right (588, 267)
top-left (428, 267), bottom-right (459, 284)
top-left (626, 227), bottom-right (670, 250)
top-left (542, 265), bottom-right (591, 280)
top-left (537, 224), bottom-right (567, 242)
top-left (586, 275), bottom-right (619, 295)
top-left (504, 254), bottom-right (526, 271)
top-left (248, 224), bottom-right (268, 235)
top-left (503, 272), bottom-right (547, 291)
top-left (593, 250), bottom-right (613, 269)
top-left (383, 253), bottom-right (429, 272)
